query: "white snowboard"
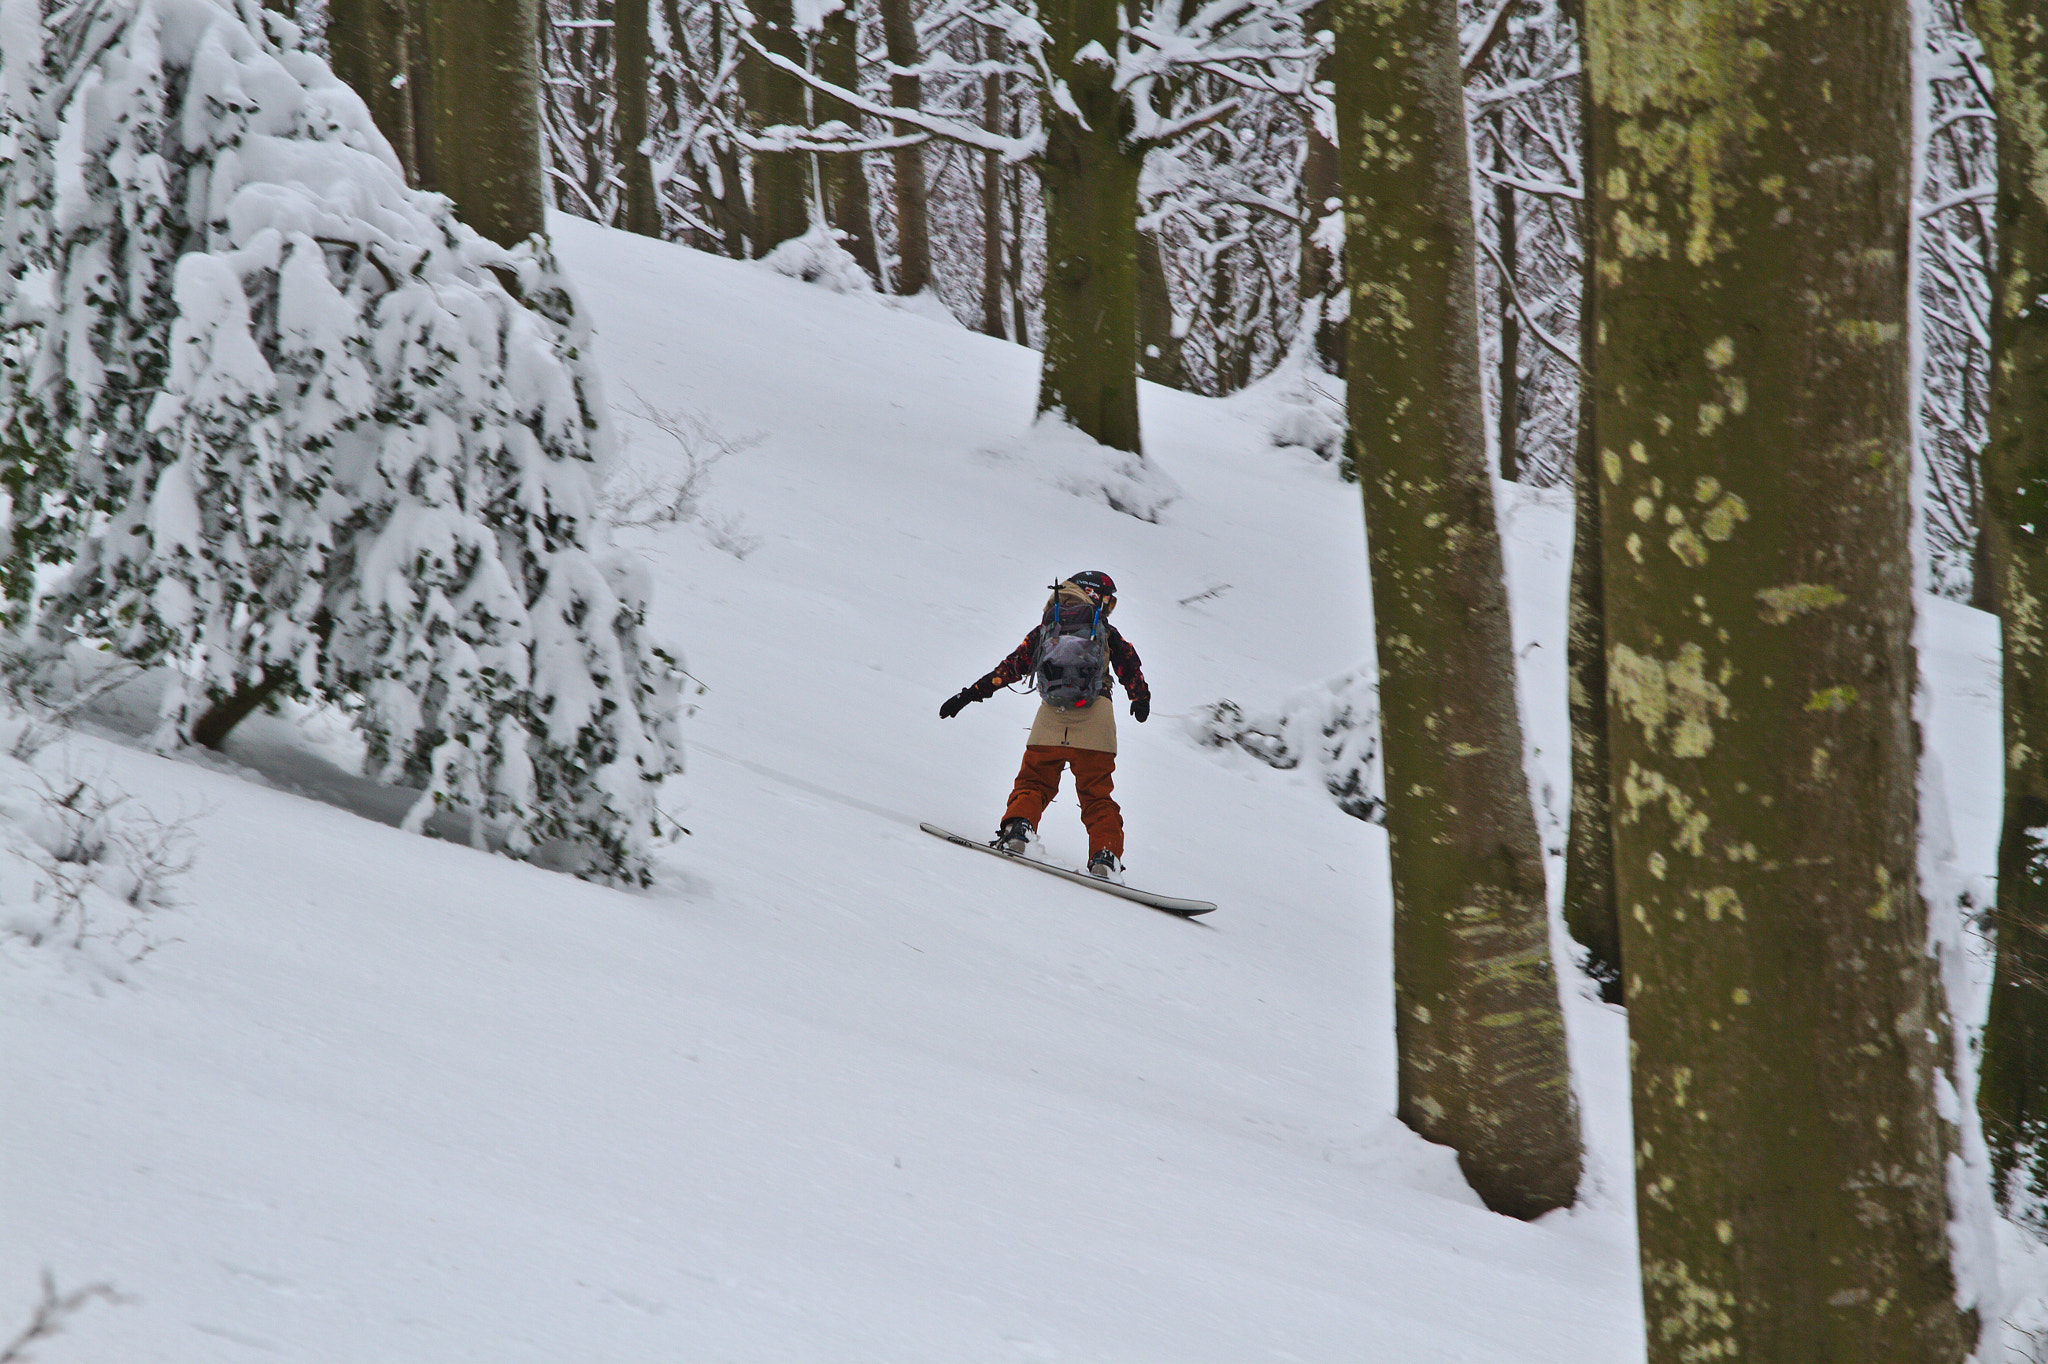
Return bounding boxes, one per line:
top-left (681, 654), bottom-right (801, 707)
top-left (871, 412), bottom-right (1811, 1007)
top-left (920, 824), bottom-right (1217, 917)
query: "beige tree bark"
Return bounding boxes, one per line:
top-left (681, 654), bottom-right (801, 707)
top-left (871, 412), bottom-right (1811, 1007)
top-left (1586, 0), bottom-right (1972, 1356)
top-left (1334, 0), bottom-right (1581, 1219)
top-left (424, 0), bottom-right (545, 248)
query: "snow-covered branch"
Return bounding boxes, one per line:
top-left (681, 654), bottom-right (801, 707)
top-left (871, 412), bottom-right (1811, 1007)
top-left (733, 23), bottom-right (1043, 159)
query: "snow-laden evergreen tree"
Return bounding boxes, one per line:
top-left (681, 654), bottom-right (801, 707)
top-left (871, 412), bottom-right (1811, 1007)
top-left (0, 0), bottom-right (685, 883)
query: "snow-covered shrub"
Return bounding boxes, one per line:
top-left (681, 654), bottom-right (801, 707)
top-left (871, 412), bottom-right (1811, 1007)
top-left (1232, 341), bottom-right (1348, 470)
top-left (0, 641), bottom-right (141, 762)
top-left (0, 1271), bottom-right (125, 1363)
top-left (977, 418), bottom-right (1183, 523)
top-left (603, 397), bottom-right (762, 558)
top-left (1190, 667), bottom-right (1382, 823)
top-left (0, 0), bottom-right (685, 882)
top-left (0, 737), bottom-right (197, 977)
top-left (760, 223), bottom-right (874, 295)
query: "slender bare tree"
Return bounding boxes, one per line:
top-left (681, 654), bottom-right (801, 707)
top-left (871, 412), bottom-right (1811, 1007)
top-left (1966, 0), bottom-right (2048, 1230)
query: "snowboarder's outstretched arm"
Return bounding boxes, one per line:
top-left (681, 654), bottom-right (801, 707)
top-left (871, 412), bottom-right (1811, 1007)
top-left (939, 628), bottom-right (1152, 721)
top-left (939, 634), bottom-right (1037, 718)
top-left (1107, 625), bottom-right (1151, 722)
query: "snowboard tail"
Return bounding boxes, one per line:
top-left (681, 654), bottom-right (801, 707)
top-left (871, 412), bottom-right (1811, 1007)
top-left (919, 824), bottom-right (1217, 917)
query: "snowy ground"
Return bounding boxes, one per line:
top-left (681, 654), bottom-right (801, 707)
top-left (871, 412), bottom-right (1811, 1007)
top-left (0, 214), bottom-right (2020, 1360)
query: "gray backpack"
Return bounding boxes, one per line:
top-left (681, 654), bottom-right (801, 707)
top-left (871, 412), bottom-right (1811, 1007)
top-left (1032, 595), bottom-right (1108, 712)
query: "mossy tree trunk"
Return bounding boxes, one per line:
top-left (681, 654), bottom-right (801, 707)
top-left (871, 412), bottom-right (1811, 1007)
top-left (1586, 0), bottom-right (1971, 1356)
top-left (328, 0), bottom-right (418, 184)
top-left (879, 0), bottom-right (931, 294)
top-left (1034, 0), bottom-right (1145, 454)
top-left (740, 0), bottom-right (811, 256)
top-left (615, 0), bottom-right (662, 237)
top-left (1965, 0), bottom-right (2048, 1227)
top-left (1334, 0), bottom-right (1581, 1220)
top-left (425, 0), bottom-right (545, 248)
top-left (1560, 0), bottom-right (1619, 1003)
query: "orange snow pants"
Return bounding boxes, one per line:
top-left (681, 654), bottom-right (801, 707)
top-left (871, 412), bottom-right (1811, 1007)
top-left (1004, 744), bottom-right (1123, 858)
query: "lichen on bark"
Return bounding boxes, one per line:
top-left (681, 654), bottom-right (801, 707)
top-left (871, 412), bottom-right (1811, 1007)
top-left (1335, 0), bottom-right (1581, 1220)
top-left (1589, 0), bottom-right (1972, 1356)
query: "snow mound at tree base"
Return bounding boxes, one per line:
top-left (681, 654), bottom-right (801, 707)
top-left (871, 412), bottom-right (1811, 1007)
top-left (977, 417), bottom-right (1184, 522)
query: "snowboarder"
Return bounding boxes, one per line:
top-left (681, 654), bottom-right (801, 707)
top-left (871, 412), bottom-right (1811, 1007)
top-left (938, 571), bottom-right (1151, 878)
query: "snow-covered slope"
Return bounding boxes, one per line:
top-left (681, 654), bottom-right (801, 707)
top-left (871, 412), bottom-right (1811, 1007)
top-left (15, 212), bottom-right (2005, 1361)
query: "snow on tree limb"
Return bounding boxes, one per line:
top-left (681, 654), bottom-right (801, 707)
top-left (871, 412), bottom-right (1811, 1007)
top-left (730, 21), bottom-right (1043, 158)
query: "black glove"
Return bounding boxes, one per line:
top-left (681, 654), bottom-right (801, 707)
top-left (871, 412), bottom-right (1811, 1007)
top-left (940, 689), bottom-right (976, 719)
top-left (1130, 694), bottom-right (1150, 723)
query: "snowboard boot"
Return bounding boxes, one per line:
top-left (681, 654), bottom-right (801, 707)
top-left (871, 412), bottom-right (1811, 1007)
top-left (995, 818), bottom-right (1034, 854)
top-left (1088, 850), bottom-right (1123, 881)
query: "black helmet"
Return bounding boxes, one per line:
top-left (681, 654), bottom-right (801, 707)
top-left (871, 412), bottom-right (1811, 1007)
top-left (1067, 570), bottom-right (1116, 599)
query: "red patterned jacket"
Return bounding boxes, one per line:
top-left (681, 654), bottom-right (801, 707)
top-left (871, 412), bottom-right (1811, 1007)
top-left (963, 624), bottom-right (1149, 708)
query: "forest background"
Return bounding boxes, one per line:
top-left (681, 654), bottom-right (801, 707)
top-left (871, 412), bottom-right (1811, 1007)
top-left (4, 0), bottom-right (2043, 1357)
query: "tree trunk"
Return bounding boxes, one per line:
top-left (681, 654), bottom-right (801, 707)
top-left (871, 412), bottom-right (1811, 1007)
top-left (1562, 351), bottom-right (1617, 1002)
top-left (328, 0), bottom-right (417, 183)
top-left (978, 28), bottom-right (1005, 337)
top-left (1559, 0), bottom-right (1618, 1003)
top-left (557, 0), bottom-right (612, 216)
top-left (1335, 0), bottom-right (1580, 1220)
top-left (615, 0), bottom-right (662, 237)
top-left (192, 665), bottom-right (297, 751)
top-left (1299, 118), bottom-right (1345, 374)
top-left (1006, 147), bottom-right (1031, 345)
top-left (1033, 0), bottom-right (1143, 453)
top-left (740, 0), bottom-right (810, 255)
top-left (405, 0), bottom-right (436, 190)
top-left (1137, 229), bottom-right (1188, 390)
top-left (1493, 132), bottom-right (1520, 482)
top-left (694, 0), bottom-right (752, 256)
top-left (1296, 0), bottom-right (1344, 374)
top-left (1587, 0), bottom-right (1972, 1355)
top-left (424, 0), bottom-right (545, 247)
top-left (1036, 113), bottom-right (1143, 452)
top-left (815, 7), bottom-right (881, 281)
top-left (1965, 0), bottom-right (2048, 1227)
top-left (878, 0), bottom-right (931, 294)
